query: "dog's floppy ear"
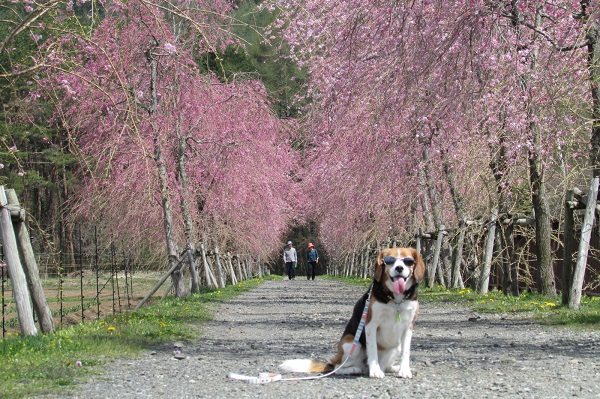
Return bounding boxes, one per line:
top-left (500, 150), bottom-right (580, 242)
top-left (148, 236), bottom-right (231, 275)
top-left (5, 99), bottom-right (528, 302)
top-left (410, 248), bottom-right (425, 283)
top-left (373, 249), bottom-right (388, 282)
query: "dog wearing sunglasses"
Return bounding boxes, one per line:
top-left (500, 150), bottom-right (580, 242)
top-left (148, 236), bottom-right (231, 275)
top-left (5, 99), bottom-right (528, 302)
top-left (280, 247), bottom-right (425, 378)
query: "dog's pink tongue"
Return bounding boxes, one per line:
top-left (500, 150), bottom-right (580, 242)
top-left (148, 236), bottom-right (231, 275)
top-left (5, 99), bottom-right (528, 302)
top-left (393, 277), bottom-right (406, 294)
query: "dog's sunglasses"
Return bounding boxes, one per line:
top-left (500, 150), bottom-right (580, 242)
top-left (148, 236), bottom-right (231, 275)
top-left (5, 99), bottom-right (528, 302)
top-left (383, 256), bottom-right (415, 267)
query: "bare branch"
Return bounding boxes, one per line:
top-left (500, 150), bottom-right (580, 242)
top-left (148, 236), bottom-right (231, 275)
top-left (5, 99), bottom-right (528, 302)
top-left (0, 0), bottom-right (62, 55)
top-left (519, 20), bottom-right (589, 51)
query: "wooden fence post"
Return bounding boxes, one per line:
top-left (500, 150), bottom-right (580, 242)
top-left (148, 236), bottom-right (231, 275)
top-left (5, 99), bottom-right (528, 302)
top-left (199, 242), bottom-right (218, 288)
top-left (570, 177), bottom-right (599, 309)
top-left (186, 248), bottom-right (200, 294)
top-left (6, 189), bottom-right (54, 333)
top-left (226, 252), bottom-right (238, 285)
top-left (451, 221), bottom-right (466, 289)
top-left (0, 186), bottom-right (37, 336)
top-left (478, 208), bottom-right (498, 294)
top-left (235, 256), bottom-right (244, 281)
top-left (133, 252), bottom-right (188, 310)
top-left (214, 246), bottom-right (226, 288)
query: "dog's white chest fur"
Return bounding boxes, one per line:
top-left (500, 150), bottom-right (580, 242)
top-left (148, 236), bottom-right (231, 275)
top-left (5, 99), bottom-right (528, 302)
top-left (371, 300), bottom-right (418, 347)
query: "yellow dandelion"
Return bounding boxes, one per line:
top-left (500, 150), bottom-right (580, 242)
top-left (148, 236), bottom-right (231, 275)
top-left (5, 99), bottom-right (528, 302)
top-left (107, 327), bottom-right (116, 332)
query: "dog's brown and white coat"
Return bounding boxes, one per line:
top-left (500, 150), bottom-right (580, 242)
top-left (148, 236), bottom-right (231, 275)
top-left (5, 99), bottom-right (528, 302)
top-left (280, 247), bottom-right (425, 378)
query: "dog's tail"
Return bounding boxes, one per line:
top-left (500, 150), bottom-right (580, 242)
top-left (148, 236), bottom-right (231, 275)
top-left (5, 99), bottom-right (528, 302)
top-left (279, 359), bottom-right (335, 374)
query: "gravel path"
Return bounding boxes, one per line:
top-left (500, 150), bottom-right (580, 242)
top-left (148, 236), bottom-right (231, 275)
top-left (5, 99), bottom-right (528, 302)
top-left (66, 278), bottom-right (599, 399)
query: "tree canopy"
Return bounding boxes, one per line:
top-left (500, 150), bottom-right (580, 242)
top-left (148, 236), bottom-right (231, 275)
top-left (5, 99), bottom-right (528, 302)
top-left (1, 0), bottom-right (598, 289)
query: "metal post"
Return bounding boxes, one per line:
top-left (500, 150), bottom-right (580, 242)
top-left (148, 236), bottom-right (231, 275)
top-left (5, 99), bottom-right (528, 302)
top-left (1, 262), bottom-right (5, 338)
top-left (95, 226), bottom-right (100, 319)
top-left (79, 227), bottom-right (85, 323)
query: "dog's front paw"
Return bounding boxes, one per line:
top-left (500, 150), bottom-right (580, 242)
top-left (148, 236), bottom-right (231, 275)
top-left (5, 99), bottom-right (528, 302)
top-left (369, 367), bottom-right (385, 379)
top-left (397, 367), bottom-right (412, 379)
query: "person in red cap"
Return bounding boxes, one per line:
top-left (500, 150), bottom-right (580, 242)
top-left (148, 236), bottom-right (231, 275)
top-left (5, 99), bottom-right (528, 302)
top-left (306, 242), bottom-right (319, 280)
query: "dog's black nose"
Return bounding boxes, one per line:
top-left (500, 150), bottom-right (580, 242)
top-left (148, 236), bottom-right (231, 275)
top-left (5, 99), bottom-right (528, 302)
top-left (395, 265), bottom-right (404, 274)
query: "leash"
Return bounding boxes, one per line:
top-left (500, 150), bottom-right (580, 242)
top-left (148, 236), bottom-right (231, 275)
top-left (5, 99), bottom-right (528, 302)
top-left (228, 284), bottom-right (374, 384)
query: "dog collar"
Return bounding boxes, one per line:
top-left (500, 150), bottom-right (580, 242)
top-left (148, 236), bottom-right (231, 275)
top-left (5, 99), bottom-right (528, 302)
top-left (372, 280), bottom-right (418, 304)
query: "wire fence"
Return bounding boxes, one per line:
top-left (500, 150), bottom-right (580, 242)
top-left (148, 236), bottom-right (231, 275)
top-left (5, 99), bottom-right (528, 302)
top-left (0, 249), bottom-right (168, 338)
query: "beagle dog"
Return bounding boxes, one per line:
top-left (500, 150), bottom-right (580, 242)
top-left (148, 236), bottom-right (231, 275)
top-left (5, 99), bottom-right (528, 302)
top-left (280, 247), bottom-right (425, 378)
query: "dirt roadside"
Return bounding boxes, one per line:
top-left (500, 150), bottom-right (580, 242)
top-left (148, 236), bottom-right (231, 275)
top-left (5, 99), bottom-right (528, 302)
top-left (65, 278), bottom-right (600, 399)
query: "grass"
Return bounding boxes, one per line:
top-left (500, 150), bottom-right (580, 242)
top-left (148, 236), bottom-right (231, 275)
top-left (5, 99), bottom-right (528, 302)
top-left (0, 277), bottom-right (269, 399)
top-left (422, 286), bottom-right (600, 327)
top-left (323, 275), bottom-right (600, 328)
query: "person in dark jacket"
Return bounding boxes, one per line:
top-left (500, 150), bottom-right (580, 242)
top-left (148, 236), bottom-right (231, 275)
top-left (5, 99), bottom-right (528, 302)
top-left (306, 242), bottom-right (319, 280)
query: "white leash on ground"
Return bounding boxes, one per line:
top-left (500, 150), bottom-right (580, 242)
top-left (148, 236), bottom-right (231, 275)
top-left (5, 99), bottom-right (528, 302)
top-left (228, 285), bottom-right (373, 384)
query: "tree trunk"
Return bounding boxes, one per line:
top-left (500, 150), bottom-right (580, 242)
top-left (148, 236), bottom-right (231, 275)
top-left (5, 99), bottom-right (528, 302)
top-left (144, 47), bottom-right (182, 297)
top-left (176, 130), bottom-right (200, 294)
top-left (520, 7), bottom-right (556, 296)
top-left (0, 186), bottom-right (37, 336)
top-left (529, 127), bottom-right (556, 295)
top-left (531, 182), bottom-right (556, 295)
top-left (489, 121), bottom-right (518, 296)
top-left (562, 190), bottom-right (576, 305)
top-left (422, 146), bottom-right (449, 287)
top-left (154, 131), bottom-right (182, 296)
top-left (441, 148), bottom-right (468, 288)
top-left (435, 226), bottom-right (446, 287)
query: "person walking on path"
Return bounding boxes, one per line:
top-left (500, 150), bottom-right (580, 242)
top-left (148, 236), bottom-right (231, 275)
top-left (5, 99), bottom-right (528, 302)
top-left (283, 241), bottom-right (297, 280)
top-left (306, 242), bottom-right (319, 280)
